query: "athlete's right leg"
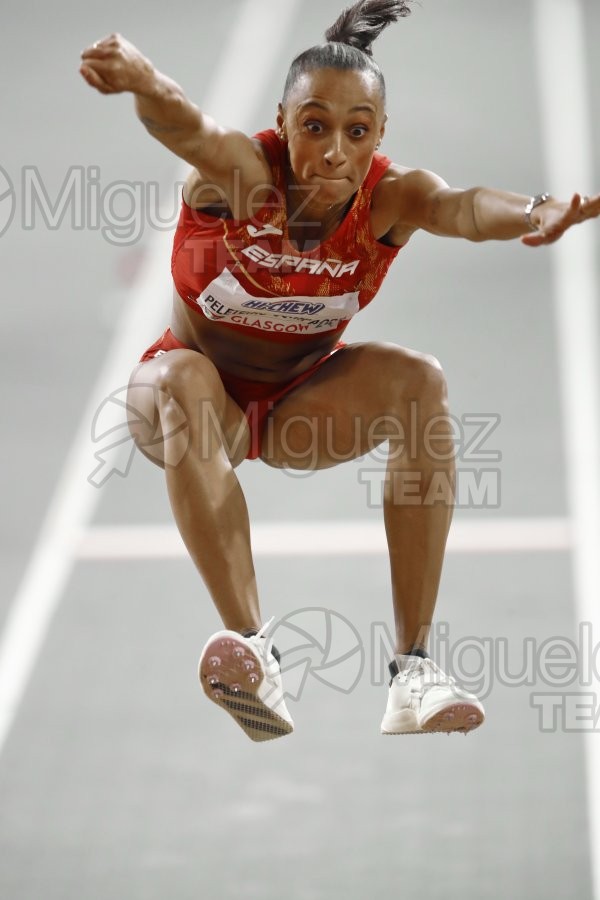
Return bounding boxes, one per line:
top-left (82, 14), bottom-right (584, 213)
top-left (126, 349), bottom-right (261, 634)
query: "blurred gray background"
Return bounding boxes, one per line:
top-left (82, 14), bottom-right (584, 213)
top-left (1, 1), bottom-right (599, 898)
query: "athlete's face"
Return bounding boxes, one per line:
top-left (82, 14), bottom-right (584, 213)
top-left (277, 67), bottom-right (387, 211)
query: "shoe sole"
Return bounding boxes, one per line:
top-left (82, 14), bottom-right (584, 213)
top-left (381, 703), bottom-right (485, 735)
top-left (199, 635), bottom-right (293, 742)
top-left (421, 702), bottom-right (485, 734)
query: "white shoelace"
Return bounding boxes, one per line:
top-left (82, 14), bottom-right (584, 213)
top-left (247, 617), bottom-right (280, 675)
top-left (397, 658), bottom-right (457, 699)
top-left (254, 616), bottom-right (275, 641)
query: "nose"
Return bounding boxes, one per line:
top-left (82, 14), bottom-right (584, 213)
top-left (323, 132), bottom-right (347, 168)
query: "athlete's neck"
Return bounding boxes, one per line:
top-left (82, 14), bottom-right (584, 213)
top-left (284, 159), bottom-right (354, 249)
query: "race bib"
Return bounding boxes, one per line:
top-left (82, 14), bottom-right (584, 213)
top-left (197, 268), bottom-right (360, 335)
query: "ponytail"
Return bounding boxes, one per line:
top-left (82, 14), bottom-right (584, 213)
top-left (282, 0), bottom-right (412, 107)
top-left (325, 0), bottom-right (412, 58)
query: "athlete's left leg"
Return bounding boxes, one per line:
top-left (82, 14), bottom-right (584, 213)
top-left (260, 341), bottom-right (484, 734)
top-left (260, 341), bottom-right (454, 656)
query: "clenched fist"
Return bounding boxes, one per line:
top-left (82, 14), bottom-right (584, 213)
top-left (80, 34), bottom-right (155, 95)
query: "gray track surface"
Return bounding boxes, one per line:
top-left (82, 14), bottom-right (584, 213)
top-left (1, 2), bottom-right (599, 898)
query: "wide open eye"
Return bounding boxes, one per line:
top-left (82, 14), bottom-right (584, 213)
top-left (304, 120), bottom-right (324, 134)
top-left (349, 125), bottom-right (369, 138)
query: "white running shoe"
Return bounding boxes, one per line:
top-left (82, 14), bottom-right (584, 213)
top-left (380, 656), bottom-right (485, 735)
top-left (198, 620), bottom-right (294, 742)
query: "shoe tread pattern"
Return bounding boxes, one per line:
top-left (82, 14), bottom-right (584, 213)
top-left (382, 702), bottom-right (484, 735)
top-left (199, 636), bottom-right (292, 742)
top-left (421, 702), bottom-right (484, 734)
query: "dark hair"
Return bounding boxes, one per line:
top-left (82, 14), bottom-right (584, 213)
top-left (282, 0), bottom-right (412, 108)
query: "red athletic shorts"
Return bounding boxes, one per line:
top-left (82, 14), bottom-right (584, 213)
top-left (139, 328), bottom-right (344, 460)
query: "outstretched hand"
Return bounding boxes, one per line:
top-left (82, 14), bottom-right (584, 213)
top-left (521, 192), bottom-right (600, 247)
top-left (80, 34), bottom-right (155, 96)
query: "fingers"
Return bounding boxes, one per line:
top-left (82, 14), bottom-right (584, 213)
top-left (521, 221), bottom-right (568, 246)
top-left (579, 193), bottom-right (600, 221)
top-left (80, 46), bottom-right (106, 60)
top-left (522, 220), bottom-right (565, 246)
top-left (569, 192), bottom-right (582, 222)
top-left (79, 63), bottom-right (114, 94)
top-left (521, 191), bottom-right (600, 247)
top-left (79, 33), bottom-right (152, 95)
top-left (522, 224), bottom-right (569, 246)
top-left (569, 192), bottom-right (600, 223)
top-left (81, 33), bottom-right (122, 59)
top-left (521, 231), bottom-right (551, 247)
top-left (80, 34), bottom-right (120, 93)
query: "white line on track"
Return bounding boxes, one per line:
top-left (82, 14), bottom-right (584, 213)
top-left (532, 0), bottom-right (600, 893)
top-left (77, 517), bottom-right (572, 559)
top-left (0, 0), bottom-right (301, 760)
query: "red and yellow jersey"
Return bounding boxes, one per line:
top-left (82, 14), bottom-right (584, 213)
top-left (171, 129), bottom-right (402, 343)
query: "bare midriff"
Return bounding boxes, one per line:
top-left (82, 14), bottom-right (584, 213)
top-left (170, 287), bottom-right (342, 383)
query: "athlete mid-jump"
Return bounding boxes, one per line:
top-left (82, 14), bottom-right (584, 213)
top-left (80, 0), bottom-right (600, 741)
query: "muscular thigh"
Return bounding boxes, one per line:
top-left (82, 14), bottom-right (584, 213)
top-left (260, 342), bottom-right (433, 470)
top-left (127, 350), bottom-right (251, 469)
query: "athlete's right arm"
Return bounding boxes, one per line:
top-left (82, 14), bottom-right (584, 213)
top-left (79, 34), bottom-right (265, 185)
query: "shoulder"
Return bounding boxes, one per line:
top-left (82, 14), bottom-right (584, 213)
top-left (370, 164), bottom-right (450, 245)
top-left (374, 163), bottom-right (450, 204)
top-left (183, 129), bottom-right (275, 210)
top-left (250, 129), bottom-right (283, 170)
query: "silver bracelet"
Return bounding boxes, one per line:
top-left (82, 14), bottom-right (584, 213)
top-left (525, 192), bottom-right (551, 231)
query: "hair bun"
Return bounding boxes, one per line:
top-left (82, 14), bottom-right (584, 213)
top-left (325, 0), bottom-right (412, 57)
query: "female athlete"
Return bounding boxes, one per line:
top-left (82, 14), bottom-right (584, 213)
top-left (80, 0), bottom-right (600, 741)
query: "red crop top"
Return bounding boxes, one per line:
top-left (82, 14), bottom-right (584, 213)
top-left (171, 129), bottom-right (402, 343)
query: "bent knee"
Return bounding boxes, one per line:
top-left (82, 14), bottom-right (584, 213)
top-left (151, 349), bottom-right (224, 404)
top-left (407, 354), bottom-right (448, 412)
top-left (126, 351), bottom-right (250, 469)
top-left (376, 344), bottom-right (448, 406)
top-left (128, 350), bottom-right (226, 435)
top-left (125, 351), bottom-right (222, 469)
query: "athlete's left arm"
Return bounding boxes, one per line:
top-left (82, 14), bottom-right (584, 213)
top-left (393, 168), bottom-right (600, 246)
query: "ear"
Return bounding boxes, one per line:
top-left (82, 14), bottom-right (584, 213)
top-left (276, 103), bottom-right (285, 132)
top-left (379, 113), bottom-right (388, 145)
